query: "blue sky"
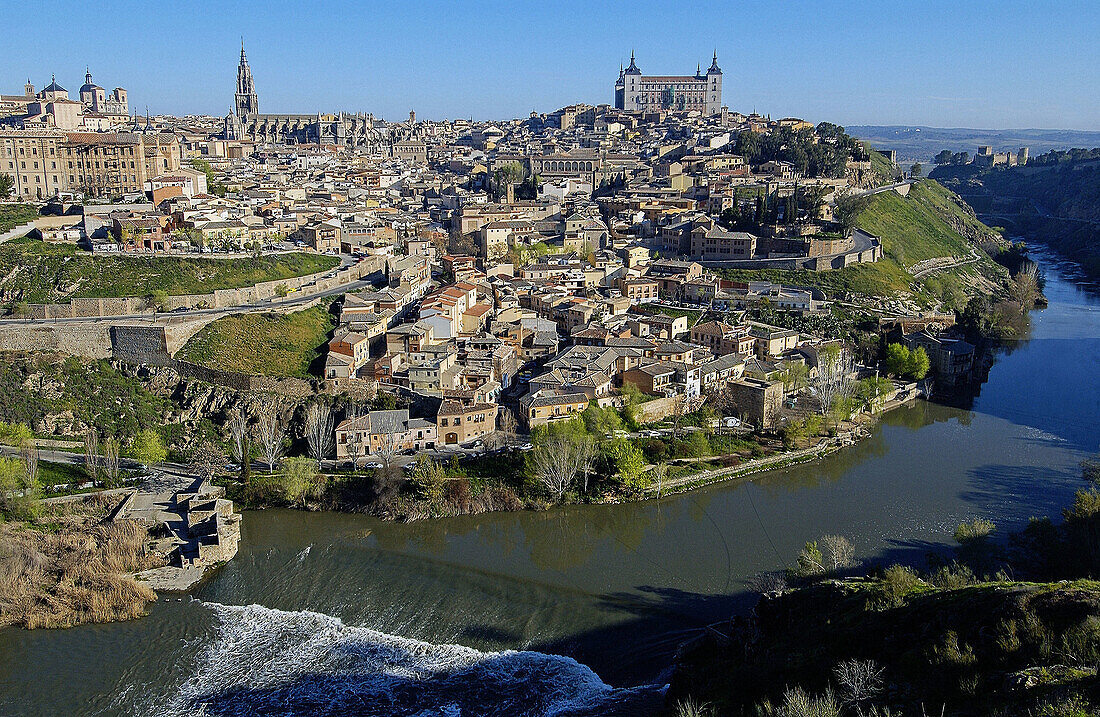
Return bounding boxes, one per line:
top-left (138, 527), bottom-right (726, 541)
top-left (5, 0), bottom-right (1099, 129)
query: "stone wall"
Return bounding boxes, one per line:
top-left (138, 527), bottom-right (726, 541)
top-left (0, 322), bottom-right (113, 358)
top-left (636, 395), bottom-right (683, 424)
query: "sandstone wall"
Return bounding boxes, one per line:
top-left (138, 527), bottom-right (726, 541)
top-left (0, 322), bottom-right (113, 358)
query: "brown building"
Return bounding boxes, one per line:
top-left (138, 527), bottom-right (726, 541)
top-left (437, 399), bottom-right (498, 445)
top-left (728, 378), bottom-right (784, 429)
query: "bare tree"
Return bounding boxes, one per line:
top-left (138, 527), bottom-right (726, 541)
top-left (672, 394), bottom-right (688, 438)
top-left (576, 436), bottom-right (597, 495)
top-left (305, 403), bottom-right (335, 466)
top-left (83, 430), bottom-right (100, 483)
top-left (653, 461), bottom-right (668, 499)
top-left (498, 408), bottom-right (519, 448)
top-left (20, 439), bottom-right (39, 489)
top-left (748, 571), bottom-right (789, 594)
top-left (228, 409), bottom-right (252, 484)
top-left (344, 404), bottom-right (364, 470)
top-left (532, 434), bottom-right (586, 501)
top-left (821, 534), bottom-right (856, 572)
top-left (375, 415), bottom-right (401, 480)
top-left (103, 437), bottom-right (122, 486)
top-left (190, 439), bottom-right (227, 482)
top-left (256, 404), bottom-right (285, 470)
top-left (833, 658), bottom-right (885, 707)
top-left (810, 345), bottom-right (855, 417)
top-left (1008, 268), bottom-right (1039, 314)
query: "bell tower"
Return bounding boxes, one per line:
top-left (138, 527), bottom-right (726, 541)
top-left (235, 40), bottom-right (259, 117)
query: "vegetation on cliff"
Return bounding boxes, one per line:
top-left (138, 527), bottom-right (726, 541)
top-left (177, 304), bottom-right (335, 378)
top-left (0, 237), bottom-right (337, 304)
top-left (932, 152), bottom-right (1100, 279)
top-left (0, 352), bottom-right (170, 438)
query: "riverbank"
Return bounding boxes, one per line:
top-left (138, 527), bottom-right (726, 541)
top-left (224, 387), bottom-right (925, 525)
top-left (0, 494), bottom-right (165, 629)
top-left (666, 451), bottom-right (1100, 716)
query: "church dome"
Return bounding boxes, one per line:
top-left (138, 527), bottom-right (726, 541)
top-left (80, 69), bottom-right (103, 95)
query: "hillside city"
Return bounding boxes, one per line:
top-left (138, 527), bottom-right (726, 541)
top-left (4, 33), bottom-right (1096, 717)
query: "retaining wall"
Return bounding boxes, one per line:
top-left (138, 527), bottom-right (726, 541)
top-left (0, 321), bottom-right (114, 358)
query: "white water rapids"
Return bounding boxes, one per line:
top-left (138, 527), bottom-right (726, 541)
top-left (146, 602), bottom-right (663, 716)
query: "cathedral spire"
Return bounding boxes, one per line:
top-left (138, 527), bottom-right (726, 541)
top-left (235, 40), bottom-right (259, 117)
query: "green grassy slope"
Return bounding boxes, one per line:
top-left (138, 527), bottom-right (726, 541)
top-left (177, 305), bottom-right (335, 378)
top-left (857, 180), bottom-right (975, 265)
top-left (719, 180), bottom-right (1006, 299)
top-left (0, 240), bottom-right (338, 304)
top-left (0, 204), bottom-right (39, 234)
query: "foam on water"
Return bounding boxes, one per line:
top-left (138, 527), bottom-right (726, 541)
top-left (154, 602), bottom-right (662, 716)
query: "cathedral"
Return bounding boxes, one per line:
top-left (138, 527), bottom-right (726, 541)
top-left (223, 41), bottom-right (382, 147)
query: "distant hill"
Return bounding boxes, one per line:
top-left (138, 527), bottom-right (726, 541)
top-left (932, 153), bottom-right (1100, 277)
top-left (850, 126), bottom-right (1100, 165)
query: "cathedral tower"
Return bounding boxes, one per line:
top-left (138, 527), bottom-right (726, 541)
top-left (235, 40), bottom-right (259, 117)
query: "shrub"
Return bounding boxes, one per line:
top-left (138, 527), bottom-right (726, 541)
top-left (867, 565), bottom-right (923, 609)
top-left (408, 454), bottom-right (447, 504)
top-left (277, 456), bottom-right (318, 505)
top-left (0, 421), bottom-right (34, 446)
top-left (928, 562), bottom-right (976, 589)
top-left (954, 518), bottom-right (996, 544)
top-left (777, 687), bottom-right (841, 717)
top-left (129, 428), bottom-right (167, 466)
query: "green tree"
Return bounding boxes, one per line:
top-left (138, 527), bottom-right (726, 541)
top-left (905, 346), bottom-right (931, 380)
top-left (607, 438), bottom-right (647, 490)
top-left (582, 401), bottom-right (622, 437)
top-left (910, 162), bottom-right (923, 178)
top-left (833, 195), bottom-right (869, 231)
top-left (0, 421), bottom-right (34, 446)
top-left (883, 343), bottom-right (911, 377)
top-left (146, 290), bottom-right (169, 313)
top-left (681, 431), bottom-right (711, 459)
top-left (0, 456), bottom-right (39, 520)
top-left (0, 173), bottom-right (13, 199)
top-left (934, 150), bottom-right (954, 165)
top-left (408, 454), bottom-right (447, 504)
top-left (278, 456), bottom-right (317, 505)
top-left (129, 429), bottom-right (167, 466)
top-left (778, 361), bottom-right (809, 394)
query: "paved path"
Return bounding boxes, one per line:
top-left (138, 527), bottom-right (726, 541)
top-left (908, 247), bottom-right (981, 280)
top-left (648, 432), bottom-right (858, 494)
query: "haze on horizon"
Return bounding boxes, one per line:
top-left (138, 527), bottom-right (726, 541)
top-left (4, 0), bottom-right (1098, 130)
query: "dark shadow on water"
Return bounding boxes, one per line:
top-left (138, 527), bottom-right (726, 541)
top-left (458, 624), bottom-right (523, 644)
top-left (959, 463), bottom-right (1080, 526)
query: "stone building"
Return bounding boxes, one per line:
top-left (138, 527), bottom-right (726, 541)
top-left (224, 42), bottom-right (383, 147)
top-left (615, 51), bottom-right (723, 115)
top-left (1, 129), bottom-right (181, 199)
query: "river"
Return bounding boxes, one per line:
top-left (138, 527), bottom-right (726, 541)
top-left (2, 247), bottom-right (1098, 716)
